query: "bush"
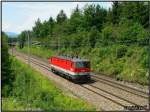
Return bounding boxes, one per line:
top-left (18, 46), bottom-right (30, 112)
top-left (116, 45), bottom-right (127, 58)
top-left (2, 32), bottom-right (15, 97)
top-left (139, 47), bottom-right (148, 68)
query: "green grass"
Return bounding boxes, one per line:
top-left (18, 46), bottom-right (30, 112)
top-left (2, 98), bottom-right (25, 110)
top-left (16, 46), bottom-right (56, 59)
top-left (2, 57), bottom-right (95, 111)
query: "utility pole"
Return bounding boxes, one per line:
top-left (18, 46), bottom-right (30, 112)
top-left (58, 35), bottom-right (59, 55)
top-left (148, 1), bottom-right (150, 111)
top-left (11, 43), bottom-right (13, 56)
top-left (27, 31), bottom-right (31, 66)
top-left (11, 35), bottom-right (14, 56)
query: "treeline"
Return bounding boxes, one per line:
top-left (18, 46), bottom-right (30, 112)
top-left (18, 2), bottom-right (148, 49)
top-left (8, 37), bottom-right (18, 43)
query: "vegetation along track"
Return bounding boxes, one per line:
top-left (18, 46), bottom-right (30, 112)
top-left (14, 52), bottom-right (148, 110)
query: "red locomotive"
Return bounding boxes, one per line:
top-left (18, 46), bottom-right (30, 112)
top-left (49, 55), bottom-right (91, 82)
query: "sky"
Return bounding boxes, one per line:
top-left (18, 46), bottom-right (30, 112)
top-left (2, 2), bottom-right (112, 34)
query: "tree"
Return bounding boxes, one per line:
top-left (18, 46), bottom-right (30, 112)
top-left (56, 10), bottom-right (67, 24)
top-left (32, 18), bottom-right (42, 38)
top-left (94, 5), bottom-right (107, 31)
top-left (2, 32), bottom-right (14, 96)
top-left (111, 1), bottom-right (121, 24)
top-left (48, 17), bottom-right (55, 37)
top-left (40, 20), bottom-right (49, 37)
top-left (18, 31), bottom-right (27, 49)
top-left (83, 4), bottom-right (107, 31)
top-left (88, 26), bottom-right (99, 48)
top-left (83, 4), bottom-right (96, 30)
top-left (120, 2), bottom-right (148, 28)
top-left (69, 4), bottom-right (84, 33)
top-left (106, 8), bottom-right (113, 24)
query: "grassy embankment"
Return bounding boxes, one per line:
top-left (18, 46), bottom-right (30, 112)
top-left (2, 57), bottom-right (94, 111)
top-left (16, 45), bottom-right (148, 85)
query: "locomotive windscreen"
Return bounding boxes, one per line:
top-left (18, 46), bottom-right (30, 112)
top-left (75, 61), bottom-right (90, 68)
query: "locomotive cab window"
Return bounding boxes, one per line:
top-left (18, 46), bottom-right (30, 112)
top-left (75, 61), bottom-right (90, 68)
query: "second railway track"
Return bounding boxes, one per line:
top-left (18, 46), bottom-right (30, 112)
top-left (92, 75), bottom-right (148, 98)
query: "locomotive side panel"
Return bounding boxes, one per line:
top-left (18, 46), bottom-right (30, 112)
top-left (50, 57), bottom-right (74, 76)
top-left (49, 56), bottom-right (91, 82)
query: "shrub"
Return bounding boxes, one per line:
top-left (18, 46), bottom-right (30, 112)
top-left (116, 45), bottom-right (127, 58)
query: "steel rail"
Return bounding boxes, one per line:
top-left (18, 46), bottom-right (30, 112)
top-left (92, 75), bottom-right (148, 99)
top-left (88, 84), bottom-right (145, 106)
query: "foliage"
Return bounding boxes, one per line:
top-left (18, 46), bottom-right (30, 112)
top-left (116, 45), bottom-right (127, 58)
top-left (83, 4), bottom-right (107, 31)
top-left (57, 10), bottom-right (67, 24)
top-left (32, 18), bottom-right (43, 38)
top-left (18, 31), bottom-right (27, 49)
top-left (2, 32), bottom-right (15, 96)
top-left (108, 2), bottom-right (148, 28)
top-left (17, 46), bottom-right (56, 59)
top-left (8, 37), bottom-right (18, 43)
top-left (2, 98), bottom-right (25, 110)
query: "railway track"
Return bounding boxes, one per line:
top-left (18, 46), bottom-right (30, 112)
top-left (15, 52), bottom-right (148, 96)
top-left (14, 52), bottom-right (148, 111)
top-left (92, 75), bottom-right (148, 99)
top-left (92, 75), bottom-right (148, 97)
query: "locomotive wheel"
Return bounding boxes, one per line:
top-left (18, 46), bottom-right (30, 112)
top-left (51, 68), bottom-right (54, 72)
top-left (51, 68), bottom-right (56, 73)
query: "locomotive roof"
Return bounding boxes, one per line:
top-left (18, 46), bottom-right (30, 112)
top-left (55, 55), bottom-right (89, 62)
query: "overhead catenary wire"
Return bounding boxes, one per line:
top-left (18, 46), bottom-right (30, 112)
top-left (26, 38), bottom-right (149, 47)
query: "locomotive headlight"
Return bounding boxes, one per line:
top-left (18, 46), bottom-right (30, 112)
top-left (70, 68), bottom-right (73, 71)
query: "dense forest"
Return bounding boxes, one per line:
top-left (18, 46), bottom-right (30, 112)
top-left (18, 2), bottom-right (149, 84)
